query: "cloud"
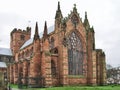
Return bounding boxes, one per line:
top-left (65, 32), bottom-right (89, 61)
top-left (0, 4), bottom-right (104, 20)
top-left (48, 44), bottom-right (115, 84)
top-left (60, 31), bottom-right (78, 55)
top-left (0, 0), bottom-right (120, 67)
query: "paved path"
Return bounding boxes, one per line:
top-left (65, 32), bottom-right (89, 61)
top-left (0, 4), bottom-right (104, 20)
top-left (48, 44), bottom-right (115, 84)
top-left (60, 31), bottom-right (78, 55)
top-left (10, 88), bottom-right (29, 90)
top-left (11, 88), bottom-right (27, 90)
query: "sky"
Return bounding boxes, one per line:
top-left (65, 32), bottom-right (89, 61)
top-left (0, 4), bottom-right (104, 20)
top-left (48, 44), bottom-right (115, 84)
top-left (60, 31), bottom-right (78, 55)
top-left (0, 0), bottom-right (120, 67)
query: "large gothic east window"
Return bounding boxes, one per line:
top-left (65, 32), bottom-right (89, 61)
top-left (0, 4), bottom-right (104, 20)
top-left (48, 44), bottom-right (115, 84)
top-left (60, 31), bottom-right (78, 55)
top-left (67, 32), bottom-right (83, 75)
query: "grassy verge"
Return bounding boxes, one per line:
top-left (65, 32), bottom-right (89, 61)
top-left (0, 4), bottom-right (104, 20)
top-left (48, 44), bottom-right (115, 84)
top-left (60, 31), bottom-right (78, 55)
top-left (9, 84), bottom-right (18, 88)
top-left (10, 84), bottom-right (120, 90)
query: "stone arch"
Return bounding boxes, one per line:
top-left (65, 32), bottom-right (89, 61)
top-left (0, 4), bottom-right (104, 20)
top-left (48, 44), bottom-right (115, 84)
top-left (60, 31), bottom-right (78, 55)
top-left (65, 29), bottom-right (86, 50)
top-left (18, 62), bottom-right (23, 84)
top-left (66, 30), bottom-right (85, 75)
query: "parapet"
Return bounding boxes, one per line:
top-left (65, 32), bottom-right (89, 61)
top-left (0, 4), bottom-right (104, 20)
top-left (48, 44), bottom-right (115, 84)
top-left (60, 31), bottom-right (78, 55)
top-left (11, 27), bottom-right (31, 36)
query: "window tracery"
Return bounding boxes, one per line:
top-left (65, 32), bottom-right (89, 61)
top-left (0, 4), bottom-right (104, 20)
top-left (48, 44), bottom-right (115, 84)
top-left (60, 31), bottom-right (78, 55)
top-left (67, 32), bottom-right (83, 75)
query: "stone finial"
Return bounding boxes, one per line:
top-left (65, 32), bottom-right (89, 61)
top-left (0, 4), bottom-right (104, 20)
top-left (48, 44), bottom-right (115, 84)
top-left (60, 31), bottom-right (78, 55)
top-left (73, 4), bottom-right (77, 12)
top-left (85, 11), bottom-right (87, 19)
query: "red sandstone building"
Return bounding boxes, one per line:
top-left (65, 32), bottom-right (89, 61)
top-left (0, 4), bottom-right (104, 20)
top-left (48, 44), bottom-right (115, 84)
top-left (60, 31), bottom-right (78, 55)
top-left (9, 2), bottom-right (106, 87)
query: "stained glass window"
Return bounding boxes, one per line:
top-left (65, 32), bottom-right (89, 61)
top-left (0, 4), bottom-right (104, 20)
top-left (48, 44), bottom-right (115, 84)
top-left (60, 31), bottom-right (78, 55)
top-left (67, 32), bottom-right (83, 75)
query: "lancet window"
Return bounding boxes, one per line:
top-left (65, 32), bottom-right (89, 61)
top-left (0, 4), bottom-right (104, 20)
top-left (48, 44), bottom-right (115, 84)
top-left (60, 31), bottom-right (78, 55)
top-left (51, 60), bottom-right (57, 77)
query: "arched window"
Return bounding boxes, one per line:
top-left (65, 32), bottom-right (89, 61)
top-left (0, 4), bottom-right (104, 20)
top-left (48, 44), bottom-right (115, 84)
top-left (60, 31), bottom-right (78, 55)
top-left (51, 60), bottom-right (56, 77)
top-left (67, 32), bottom-right (83, 75)
top-left (54, 48), bottom-right (58, 54)
top-left (50, 48), bottom-right (58, 54)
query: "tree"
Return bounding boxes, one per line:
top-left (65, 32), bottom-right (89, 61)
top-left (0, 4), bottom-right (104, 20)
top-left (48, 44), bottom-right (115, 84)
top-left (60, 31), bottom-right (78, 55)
top-left (106, 64), bottom-right (113, 70)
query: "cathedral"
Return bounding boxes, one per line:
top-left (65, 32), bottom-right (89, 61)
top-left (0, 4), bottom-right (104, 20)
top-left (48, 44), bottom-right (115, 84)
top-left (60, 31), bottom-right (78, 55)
top-left (9, 2), bottom-right (106, 87)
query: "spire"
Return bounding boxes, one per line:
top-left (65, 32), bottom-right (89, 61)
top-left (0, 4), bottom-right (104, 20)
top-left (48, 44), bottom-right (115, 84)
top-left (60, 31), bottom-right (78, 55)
top-left (84, 11), bottom-right (90, 30)
top-left (58, 1), bottom-right (60, 11)
top-left (55, 1), bottom-right (63, 19)
top-left (34, 22), bottom-right (39, 40)
top-left (90, 26), bottom-right (94, 32)
top-left (43, 21), bottom-right (48, 39)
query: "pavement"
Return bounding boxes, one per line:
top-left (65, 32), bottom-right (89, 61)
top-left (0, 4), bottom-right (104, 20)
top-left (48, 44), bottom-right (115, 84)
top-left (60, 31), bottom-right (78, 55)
top-left (10, 88), bottom-right (22, 90)
top-left (11, 88), bottom-right (27, 90)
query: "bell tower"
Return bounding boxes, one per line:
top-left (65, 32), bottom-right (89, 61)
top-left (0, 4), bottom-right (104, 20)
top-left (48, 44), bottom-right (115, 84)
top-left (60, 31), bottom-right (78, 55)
top-left (10, 27), bottom-right (31, 55)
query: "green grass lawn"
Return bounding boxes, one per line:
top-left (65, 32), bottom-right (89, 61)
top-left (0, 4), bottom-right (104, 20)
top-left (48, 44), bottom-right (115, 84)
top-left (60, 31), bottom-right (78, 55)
top-left (10, 84), bottom-right (120, 90)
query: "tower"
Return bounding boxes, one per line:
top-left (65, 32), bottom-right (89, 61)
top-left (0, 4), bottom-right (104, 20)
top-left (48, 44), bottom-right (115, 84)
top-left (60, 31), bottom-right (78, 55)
top-left (10, 27), bottom-right (31, 55)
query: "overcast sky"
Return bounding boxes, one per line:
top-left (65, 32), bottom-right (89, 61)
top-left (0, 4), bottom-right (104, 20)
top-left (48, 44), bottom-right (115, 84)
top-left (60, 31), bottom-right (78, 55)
top-left (0, 0), bottom-right (120, 67)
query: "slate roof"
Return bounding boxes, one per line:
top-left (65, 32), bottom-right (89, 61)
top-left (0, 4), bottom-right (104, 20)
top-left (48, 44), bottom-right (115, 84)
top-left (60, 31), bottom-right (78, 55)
top-left (20, 38), bottom-right (33, 49)
top-left (0, 62), bottom-right (7, 68)
top-left (0, 47), bottom-right (12, 56)
top-left (20, 26), bottom-right (54, 49)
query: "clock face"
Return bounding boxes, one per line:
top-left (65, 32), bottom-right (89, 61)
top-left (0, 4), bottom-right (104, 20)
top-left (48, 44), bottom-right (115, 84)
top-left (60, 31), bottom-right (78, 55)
top-left (71, 14), bottom-right (79, 25)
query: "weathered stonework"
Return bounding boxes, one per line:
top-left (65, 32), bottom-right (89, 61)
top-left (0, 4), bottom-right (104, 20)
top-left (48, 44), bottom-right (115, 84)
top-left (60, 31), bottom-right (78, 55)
top-left (9, 2), bottom-right (106, 87)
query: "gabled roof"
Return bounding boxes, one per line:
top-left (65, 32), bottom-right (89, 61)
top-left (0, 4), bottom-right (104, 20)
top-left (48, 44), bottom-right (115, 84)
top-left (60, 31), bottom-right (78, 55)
top-left (0, 47), bottom-right (12, 56)
top-left (0, 62), bottom-right (7, 68)
top-left (20, 26), bottom-right (54, 49)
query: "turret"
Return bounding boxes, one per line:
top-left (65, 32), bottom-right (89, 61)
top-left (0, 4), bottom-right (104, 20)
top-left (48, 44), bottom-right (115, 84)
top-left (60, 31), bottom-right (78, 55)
top-left (90, 26), bottom-right (95, 50)
top-left (84, 12), bottom-right (90, 30)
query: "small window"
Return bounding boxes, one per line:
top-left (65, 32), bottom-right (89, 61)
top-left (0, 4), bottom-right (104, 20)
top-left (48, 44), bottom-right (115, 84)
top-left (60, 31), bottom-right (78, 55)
top-left (51, 60), bottom-right (57, 77)
top-left (20, 35), bottom-right (25, 40)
